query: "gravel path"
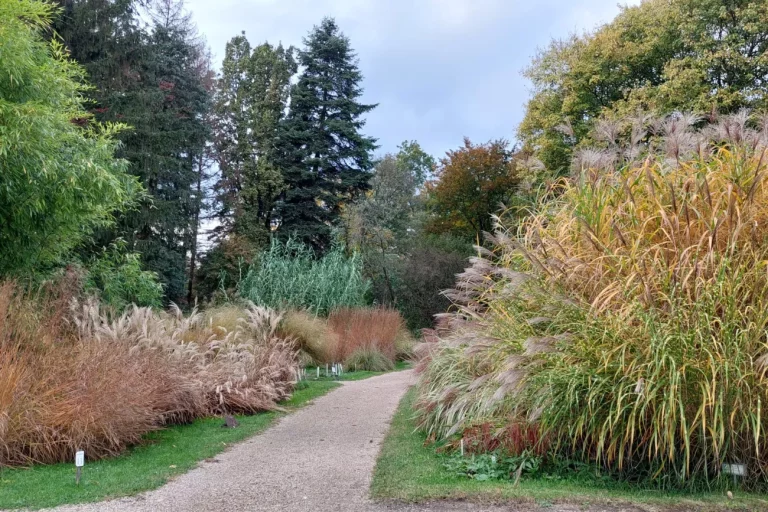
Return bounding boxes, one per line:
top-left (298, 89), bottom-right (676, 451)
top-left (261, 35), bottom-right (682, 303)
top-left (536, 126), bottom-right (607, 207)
top-left (43, 370), bottom-right (664, 512)
top-left (49, 370), bottom-right (416, 512)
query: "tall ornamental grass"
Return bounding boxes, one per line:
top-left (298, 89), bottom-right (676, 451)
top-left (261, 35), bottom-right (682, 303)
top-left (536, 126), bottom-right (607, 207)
top-left (279, 307), bottom-right (414, 369)
top-left (0, 280), bottom-right (299, 467)
top-left (237, 238), bottom-right (369, 316)
top-left (417, 112), bottom-right (768, 488)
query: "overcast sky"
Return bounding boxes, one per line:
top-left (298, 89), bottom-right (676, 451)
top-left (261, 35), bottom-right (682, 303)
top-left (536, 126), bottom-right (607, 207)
top-left (186, 0), bottom-right (640, 160)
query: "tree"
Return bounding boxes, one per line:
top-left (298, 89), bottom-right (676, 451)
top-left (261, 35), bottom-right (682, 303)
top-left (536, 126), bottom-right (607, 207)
top-left (345, 141), bottom-right (434, 304)
top-left (425, 138), bottom-right (519, 239)
top-left (276, 17), bottom-right (377, 249)
top-left (54, 0), bottom-right (212, 303)
top-left (0, 0), bottom-right (139, 275)
top-left (212, 34), bottom-right (296, 248)
top-left (519, 0), bottom-right (768, 174)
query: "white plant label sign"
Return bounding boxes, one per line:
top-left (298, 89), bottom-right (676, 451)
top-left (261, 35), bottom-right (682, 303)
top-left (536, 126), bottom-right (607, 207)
top-left (75, 451), bottom-right (85, 467)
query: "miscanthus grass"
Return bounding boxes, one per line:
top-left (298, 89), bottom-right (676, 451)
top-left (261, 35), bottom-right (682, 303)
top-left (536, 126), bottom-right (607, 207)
top-left (417, 111), bottom-right (768, 489)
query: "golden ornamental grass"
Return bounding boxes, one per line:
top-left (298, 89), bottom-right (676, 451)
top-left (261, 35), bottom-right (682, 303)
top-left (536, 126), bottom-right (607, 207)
top-left (417, 115), bottom-right (768, 488)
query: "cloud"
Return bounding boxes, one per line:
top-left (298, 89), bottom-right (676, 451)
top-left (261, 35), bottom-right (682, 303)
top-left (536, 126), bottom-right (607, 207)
top-left (187, 0), bottom-right (640, 158)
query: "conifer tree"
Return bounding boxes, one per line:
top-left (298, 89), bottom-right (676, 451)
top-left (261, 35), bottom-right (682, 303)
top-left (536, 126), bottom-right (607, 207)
top-left (276, 17), bottom-right (377, 249)
top-left (54, 0), bottom-right (212, 303)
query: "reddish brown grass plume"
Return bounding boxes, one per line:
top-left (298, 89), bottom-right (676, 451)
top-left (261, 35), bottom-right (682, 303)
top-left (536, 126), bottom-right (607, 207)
top-left (0, 281), bottom-right (300, 468)
top-left (327, 307), bottom-right (404, 362)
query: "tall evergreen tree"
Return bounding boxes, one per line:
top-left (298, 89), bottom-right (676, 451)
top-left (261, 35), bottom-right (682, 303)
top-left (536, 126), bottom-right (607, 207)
top-left (212, 34), bottom-right (296, 247)
top-left (54, 0), bottom-right (212, 303)
top-left (276, 17), bottom-right (377, 249)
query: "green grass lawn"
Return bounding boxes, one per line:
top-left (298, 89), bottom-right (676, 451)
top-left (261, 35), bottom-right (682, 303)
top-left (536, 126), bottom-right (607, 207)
top-left (0, 381), bottom-right (339, 510)
top-left (371, 388), bottom-right (768, 511)
top-left (303, 360), bottom-right (411, 382)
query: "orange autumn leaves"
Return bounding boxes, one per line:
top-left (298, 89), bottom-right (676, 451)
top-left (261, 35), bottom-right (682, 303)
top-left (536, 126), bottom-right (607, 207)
top-left (426, 138), bottom-right (520, 238)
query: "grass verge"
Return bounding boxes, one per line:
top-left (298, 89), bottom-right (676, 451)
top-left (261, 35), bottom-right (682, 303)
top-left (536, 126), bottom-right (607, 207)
top-left (0, 381), bottom-right (339, 510)
top-left (370, 388), bottom-right (768, 511)
top-left (304, 361), bottom-right (411, 382)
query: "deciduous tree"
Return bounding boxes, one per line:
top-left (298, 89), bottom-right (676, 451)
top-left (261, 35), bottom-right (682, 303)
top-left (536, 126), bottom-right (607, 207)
top-left (0, 0), bottom-right (139, 275)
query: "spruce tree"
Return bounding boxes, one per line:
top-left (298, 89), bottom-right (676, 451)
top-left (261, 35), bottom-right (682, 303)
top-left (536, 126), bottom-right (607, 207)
top-left (276, 17), bottom-right (377, 249)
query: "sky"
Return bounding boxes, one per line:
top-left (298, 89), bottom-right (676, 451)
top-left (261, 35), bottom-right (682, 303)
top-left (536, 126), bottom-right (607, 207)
top-left (186, 0), bottom-right (641, 160)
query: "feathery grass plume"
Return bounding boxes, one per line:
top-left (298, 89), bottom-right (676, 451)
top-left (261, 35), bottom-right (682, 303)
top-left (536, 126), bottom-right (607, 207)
top-left (278, 309), bottom-right (339, 365)
top-left (327, 307), bottom-right (407, 363)
top-left (417, 112), bottom-right (768, 489)
top-left (82, 301), bottom-right (300, 416)
top-left (0, 279), bottom-right (300, 468)
top-left (0, 283), bottom-right (169, 466)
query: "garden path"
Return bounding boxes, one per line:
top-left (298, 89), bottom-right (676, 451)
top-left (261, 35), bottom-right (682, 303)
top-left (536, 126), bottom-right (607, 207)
top-left (48, 370), bottom-right (646, 512)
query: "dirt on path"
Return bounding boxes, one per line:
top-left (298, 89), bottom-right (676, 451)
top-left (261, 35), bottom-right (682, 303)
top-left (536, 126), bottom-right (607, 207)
top-left (45, 370), bottom-right (661, 512)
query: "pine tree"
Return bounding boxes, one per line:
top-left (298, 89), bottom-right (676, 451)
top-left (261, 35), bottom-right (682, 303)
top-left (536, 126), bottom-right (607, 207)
top-left (276, 17), bottom-right (377, 249)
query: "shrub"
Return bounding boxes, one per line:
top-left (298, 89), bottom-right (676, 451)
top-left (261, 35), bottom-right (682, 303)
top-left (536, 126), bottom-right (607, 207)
top-left (392, 235), bottom-right (472, 330)
top-left (238, 238), bottom-right (369, 316)
top-left (84, 242), bottom-right (164, 310)
top-left (279, 310), bottom-right (338, 365)
top-left (417, 113), bottom-right (768, 488)
top-left (345, 348), bottom-right (395, 372)
top-left (0, 0), bottom-right (139, 276)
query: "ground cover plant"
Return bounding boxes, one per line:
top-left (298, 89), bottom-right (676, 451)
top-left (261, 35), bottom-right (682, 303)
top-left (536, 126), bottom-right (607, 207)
top-left (0, 279), bottom-right (299, 468)
top-left (0, 380), bottom-right (338, 510)
top-left (416, 112), bottom-right (768, 490)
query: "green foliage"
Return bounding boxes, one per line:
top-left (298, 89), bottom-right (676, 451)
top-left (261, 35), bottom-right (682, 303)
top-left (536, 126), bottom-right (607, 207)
top-left (55, 0), bottom-right (212, 303)
top-left (392, 235), bottom-right (472, 330)
top-left (343, 141), bottom-right (467, 329)
top-left (276, 17), bottom-right (377, 249)
top-left (212, 34), bottom-right (296, 247)
top-left (237, 238), bottom-right (369, 316)
top-left (425, 138), bottom-right (519, 239)
top-left (0, 0), bottom-right (139, 276)
top-left (345, 348), bottom-right (395, 372)
top-left (444, 451), bottom-right (541, 482)
top-left (84, 242), bottom-right (164, 310)
top-left (519, 0), bottom-right (768, 175)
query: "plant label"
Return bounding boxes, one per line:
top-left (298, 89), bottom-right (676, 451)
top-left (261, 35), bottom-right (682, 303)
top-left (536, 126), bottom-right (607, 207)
top-left (75, 451), bottom-right (85, 467)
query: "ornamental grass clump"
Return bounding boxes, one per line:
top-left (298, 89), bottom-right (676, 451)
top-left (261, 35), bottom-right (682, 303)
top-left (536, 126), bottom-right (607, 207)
top-left (0, 280), bottom-right (300, 468)
top-left (417, 112), bottom-right (768, 488)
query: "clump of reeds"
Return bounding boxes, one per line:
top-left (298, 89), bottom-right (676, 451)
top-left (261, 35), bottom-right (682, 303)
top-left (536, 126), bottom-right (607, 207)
top-left (237, 238), bottom-right (369, 316)
top-left (417, 111), bottom-right (768, 488)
